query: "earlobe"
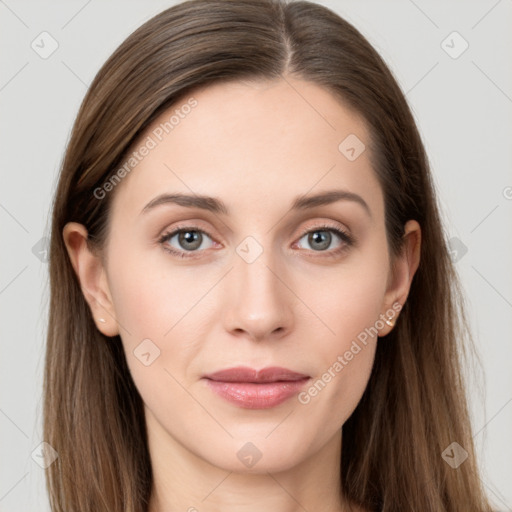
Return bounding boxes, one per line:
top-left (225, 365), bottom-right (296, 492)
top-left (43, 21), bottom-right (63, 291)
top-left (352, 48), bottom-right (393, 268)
top-left (379, 220), bottom-right (422, 336)
top-left (62, 222), bottom-right (120, 337)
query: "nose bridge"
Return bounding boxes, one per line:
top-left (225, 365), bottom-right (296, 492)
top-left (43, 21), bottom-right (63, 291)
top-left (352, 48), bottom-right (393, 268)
top-left (223, 234), bottom-right (293, 340)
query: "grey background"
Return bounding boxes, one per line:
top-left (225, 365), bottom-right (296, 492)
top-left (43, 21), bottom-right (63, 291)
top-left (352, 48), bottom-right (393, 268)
top-left (1, 0), bottom-right (511, 510)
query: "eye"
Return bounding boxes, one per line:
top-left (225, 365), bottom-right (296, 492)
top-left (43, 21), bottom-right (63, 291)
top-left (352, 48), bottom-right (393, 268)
top-left (158, 227), bottom-right (216, 258)
top-left (294, 224), bottom-right (354, 255)
top-left (158, 223), bottom-right (355, 259)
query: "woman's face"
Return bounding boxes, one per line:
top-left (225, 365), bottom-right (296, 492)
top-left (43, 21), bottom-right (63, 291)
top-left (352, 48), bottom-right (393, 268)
top-left (68, 77), bottom-right (419, 474)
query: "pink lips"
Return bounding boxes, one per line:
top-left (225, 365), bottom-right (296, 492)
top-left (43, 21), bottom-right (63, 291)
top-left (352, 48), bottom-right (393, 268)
top-left (202, 366), bottom-right (310, 409)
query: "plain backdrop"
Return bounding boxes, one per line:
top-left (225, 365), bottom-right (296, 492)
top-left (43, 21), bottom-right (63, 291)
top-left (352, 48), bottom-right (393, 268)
top-left (1, 0), bottom-right (511, 510)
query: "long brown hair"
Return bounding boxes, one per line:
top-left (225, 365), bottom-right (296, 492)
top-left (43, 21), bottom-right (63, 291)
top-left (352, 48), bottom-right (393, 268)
top-left (44, 0), bottom-right (493, 510)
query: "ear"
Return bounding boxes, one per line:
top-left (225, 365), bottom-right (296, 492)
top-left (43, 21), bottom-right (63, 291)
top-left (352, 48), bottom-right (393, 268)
top-left (378, 219), bottom-right (421, 336)
top-left (62, 222), bottom-right (119, 337)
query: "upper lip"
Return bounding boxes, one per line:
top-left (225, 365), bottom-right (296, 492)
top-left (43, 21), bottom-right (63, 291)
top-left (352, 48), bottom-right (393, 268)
top-left (203, 366), bottom-right (309, 383)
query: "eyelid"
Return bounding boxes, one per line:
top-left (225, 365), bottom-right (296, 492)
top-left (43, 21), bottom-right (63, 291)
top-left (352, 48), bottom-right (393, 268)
top-left (296, 219), bottom-right (351, 239)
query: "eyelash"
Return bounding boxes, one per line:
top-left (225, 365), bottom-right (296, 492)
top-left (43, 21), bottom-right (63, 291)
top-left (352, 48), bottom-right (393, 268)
top-left (157, 223), bottom-right (355, 259)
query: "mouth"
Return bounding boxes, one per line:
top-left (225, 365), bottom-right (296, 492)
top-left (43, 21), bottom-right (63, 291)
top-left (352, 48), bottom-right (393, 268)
top-left (203, 366), bottom-right (309, 383)
top-left (202, 366), bottom-right (310, 409)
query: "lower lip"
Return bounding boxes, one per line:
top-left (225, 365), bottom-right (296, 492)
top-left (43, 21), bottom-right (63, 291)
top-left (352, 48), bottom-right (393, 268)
top-left (204, 378), bottom-right (310, 409)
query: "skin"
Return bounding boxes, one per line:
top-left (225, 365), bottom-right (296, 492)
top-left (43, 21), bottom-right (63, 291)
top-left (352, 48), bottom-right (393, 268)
top-left (64, 76), bottom-right (421, 512)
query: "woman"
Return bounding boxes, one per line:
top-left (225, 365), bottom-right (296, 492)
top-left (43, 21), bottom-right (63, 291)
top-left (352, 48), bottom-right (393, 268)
top-left (43, 0), bottom-right (493, 510)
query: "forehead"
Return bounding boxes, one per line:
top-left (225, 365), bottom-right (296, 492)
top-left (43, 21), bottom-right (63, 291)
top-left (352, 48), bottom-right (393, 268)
top-left (108, 77), bottom-right (383, 222)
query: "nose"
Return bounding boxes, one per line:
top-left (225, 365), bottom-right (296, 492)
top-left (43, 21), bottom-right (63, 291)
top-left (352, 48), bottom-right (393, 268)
top-left (222, 246), bottom-right (294, 342)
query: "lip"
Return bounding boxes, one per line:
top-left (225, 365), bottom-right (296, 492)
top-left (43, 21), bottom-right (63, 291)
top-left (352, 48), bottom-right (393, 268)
top-left (204, 366), bottom-right (309, 383)
top-left (202, 366), bottom-right (310, 409)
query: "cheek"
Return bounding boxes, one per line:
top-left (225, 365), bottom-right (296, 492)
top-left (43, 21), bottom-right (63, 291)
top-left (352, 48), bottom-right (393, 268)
top-left (106, 238), bottom-right (210, 339)
top-left (105, 243), bottom-right (208, 387)
top-left (294, 248), bottom-right (388, 423)
top-left (295, 286), bottom-right (380, 439)
top-left (107, 265), bottom-right (205, 426)
top-left (303, 247), bottom-right (388, 348)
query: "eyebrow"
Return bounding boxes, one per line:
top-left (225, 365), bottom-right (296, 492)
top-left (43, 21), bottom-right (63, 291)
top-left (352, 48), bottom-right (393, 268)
top-left (140, 189), bottom-right (371, 218)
